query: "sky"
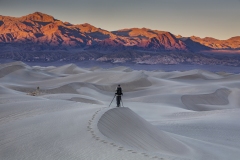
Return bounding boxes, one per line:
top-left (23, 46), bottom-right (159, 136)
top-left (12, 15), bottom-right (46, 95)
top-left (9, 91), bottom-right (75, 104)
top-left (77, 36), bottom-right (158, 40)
top-left (0, 0), bottom-right (239, 40)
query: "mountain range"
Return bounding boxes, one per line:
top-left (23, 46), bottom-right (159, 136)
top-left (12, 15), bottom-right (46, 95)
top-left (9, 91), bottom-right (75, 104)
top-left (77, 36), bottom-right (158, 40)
top-left (0, 12), bottom-right (240, 65)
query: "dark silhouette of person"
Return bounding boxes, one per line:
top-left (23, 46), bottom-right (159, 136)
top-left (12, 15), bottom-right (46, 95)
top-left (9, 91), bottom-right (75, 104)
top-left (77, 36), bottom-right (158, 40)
top-left (115, 84), bottom-right (123, 107)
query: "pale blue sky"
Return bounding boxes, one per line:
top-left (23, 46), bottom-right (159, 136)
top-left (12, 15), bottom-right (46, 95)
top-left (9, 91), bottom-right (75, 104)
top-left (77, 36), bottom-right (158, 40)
top-left (0, 0), bottom-right (239, 40)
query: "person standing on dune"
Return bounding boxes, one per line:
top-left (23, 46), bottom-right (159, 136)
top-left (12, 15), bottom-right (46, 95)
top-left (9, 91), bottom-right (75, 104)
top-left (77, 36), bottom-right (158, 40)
top-left (115, 84), bottom-right (123, 107)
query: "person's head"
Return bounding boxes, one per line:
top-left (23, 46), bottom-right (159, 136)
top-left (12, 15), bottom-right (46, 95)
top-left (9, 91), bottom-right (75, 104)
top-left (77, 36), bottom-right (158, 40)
top-left (118, 84), bottom-right (120, 87)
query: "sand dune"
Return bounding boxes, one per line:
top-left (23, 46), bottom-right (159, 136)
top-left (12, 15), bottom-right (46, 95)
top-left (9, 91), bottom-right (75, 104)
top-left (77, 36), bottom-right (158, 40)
top-left (0, 61), bottom-right (27, 78)
top-left (98, 107), bottom-right (240, 160)
top-left (98, 108), bottom-right (189, 154)
top-left (181, 88), bottom-right (231, 111)
top-left (106, 66), bottom-right (133, 72)
top-left (147, 70), bottom-right (224, 80)
top-left (0, 61), bottom-right (240, 160)
top-left (48, 64), bottom-right (90, 74)
top-left (169, 70), bottom-right (224, 80)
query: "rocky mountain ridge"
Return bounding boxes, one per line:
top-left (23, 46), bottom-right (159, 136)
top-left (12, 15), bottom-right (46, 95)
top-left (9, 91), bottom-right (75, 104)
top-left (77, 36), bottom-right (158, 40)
top-left (1, 12), bottom-right (239, 52)
top-left (0, 12), bottom-right (240, 66)
top-left (188, 36), bottom-right (240, 49)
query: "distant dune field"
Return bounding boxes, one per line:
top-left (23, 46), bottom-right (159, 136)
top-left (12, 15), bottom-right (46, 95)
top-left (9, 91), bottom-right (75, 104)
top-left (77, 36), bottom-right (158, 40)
top-left (0, 61), bottom-right (240, 160)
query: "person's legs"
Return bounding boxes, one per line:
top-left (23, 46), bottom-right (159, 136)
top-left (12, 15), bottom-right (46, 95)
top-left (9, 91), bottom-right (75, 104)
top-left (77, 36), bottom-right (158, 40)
top-left (116, 96), bottom-right (121, 107)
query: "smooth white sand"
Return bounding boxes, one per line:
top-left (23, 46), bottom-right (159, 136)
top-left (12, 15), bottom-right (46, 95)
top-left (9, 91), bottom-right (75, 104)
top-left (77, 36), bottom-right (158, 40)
top-left (0, 61), bottom-right (240, 160)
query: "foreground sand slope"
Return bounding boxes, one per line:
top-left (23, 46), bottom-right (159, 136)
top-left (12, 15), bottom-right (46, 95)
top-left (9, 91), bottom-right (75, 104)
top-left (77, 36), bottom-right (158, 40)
top-left (0, 61), bottom-right (240, 160)
top-left (98, 107), bottom-right (240, 160)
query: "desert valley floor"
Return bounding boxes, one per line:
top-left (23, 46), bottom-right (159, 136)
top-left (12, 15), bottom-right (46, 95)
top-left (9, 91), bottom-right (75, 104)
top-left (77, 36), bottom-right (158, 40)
top-left (0, 61), bottom-right (240, 160)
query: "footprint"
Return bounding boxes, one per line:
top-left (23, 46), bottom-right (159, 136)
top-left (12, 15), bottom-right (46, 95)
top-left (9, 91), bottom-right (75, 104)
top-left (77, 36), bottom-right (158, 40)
top-left (141, 153), bottom-right (150, 157)
top-left (151, 156), bottom-right (158, 159)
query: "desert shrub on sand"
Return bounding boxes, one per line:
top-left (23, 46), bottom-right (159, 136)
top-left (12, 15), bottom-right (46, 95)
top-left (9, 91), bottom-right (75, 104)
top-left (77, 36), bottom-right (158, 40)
top-left (27, 87), bottom-right (40, 96)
